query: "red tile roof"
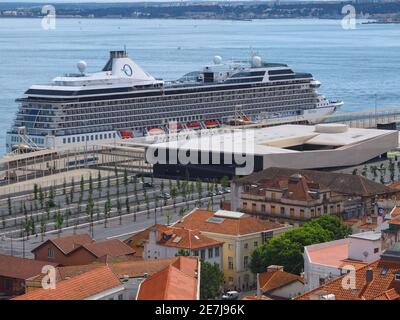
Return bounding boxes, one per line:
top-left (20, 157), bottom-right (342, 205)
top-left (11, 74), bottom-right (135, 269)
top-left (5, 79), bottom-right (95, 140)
top-left (259, 270), bottom-right (304, 293)
top-left (154, 225), bottom-right (224, 249)
top-left (174, 209), bottom-right (284, 236)
top-left (81, 239), bottom-right (135, 258)
top-left (123, 228), bottom-right (152, 256)
top-left (110, 257), bottom-right (178, 277)
top-left (296, 259), bottom-right (400, 300)
top-left (32, 233), bottom-right (93, 255)
top-left (137, 257), bottom-right (198, 300)
top-left (13, 265), bottom-right (122, 300)
top-left (0, 254), bottom-right (58, 280)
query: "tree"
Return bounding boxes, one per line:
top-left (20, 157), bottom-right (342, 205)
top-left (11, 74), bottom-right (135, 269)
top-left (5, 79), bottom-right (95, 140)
top-left (33, 184), bottom-right (39, 200)
top-left (88, 173), bottom-right (93, 198)
top-left (176, 249), bottom-right (190, 256)
top-left (39, 187), bottom-right (44, 209)
top-left (170, 185), bottom-right (177, 210)
top-left (166, 211), bottom-right (172, 225)
top-left (306, 215), bottom-right (352, 240)
top-left (124, 169), bottom-right (129, 193)
top-left (249, 218), bottom-right (349, 275)
top-left (79, 175), bottom-right (85, 203)
top-left (40, 216), bottom-right (46, 241)
top-left (7, 196), bottom-right (12, 216)
top-left (48, 185), bottom-right (55, 208)
top-left (63, 178), bottom-right (67, 195)
top-left (54, 211), bottom-right (64, 237)
top-left (97, 170), bottom-right (102, 198)
top-left (117, 197), bottom-right (122, 225)
top-left (200, 261), bottom-right (224, 300)
top-left (196, 179), bottom-right (203, 206)
top-left (69, 180), bottom-right (75, 203)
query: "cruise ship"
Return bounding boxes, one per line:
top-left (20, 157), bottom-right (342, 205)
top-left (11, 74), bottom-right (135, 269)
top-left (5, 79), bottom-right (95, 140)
top-left (7, 50), bottom-right (342, 152)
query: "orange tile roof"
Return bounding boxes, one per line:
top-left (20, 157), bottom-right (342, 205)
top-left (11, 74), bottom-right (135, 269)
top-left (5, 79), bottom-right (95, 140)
top-left (259, 270), bottom-right (304, 293)
top-left (0, 254), bottom-right (58, 280)
top-left (155, 225), bottom-right (224, 249)
top-left (390, 206), bottom-right (400, 219)
top-left (13, 265), bottom-right (122, 300)
top-left (137, 256), bottom-right (198, 300)
top-left (296, 259), bottom-right (400, 300)
top-left (373, 288), bottom-right (400, 300)
top-left (242, 295), bottom-right (272, 300)
top-left (110, 257), bottom-right (178, 277)
top-left (124, 228), bottom-right (152, 257)
top-left (307, 241), bottom-right (349, 268)
top-left (32, 233), bottom-right (94, 255)
top-left (81, 239), bottom-right (135, 258)
top-left (174, 209), bottom-right (284, 236)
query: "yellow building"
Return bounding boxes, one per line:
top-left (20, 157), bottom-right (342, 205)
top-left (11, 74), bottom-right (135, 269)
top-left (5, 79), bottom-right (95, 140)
top-left (173, 209), bottom-right (290, 290)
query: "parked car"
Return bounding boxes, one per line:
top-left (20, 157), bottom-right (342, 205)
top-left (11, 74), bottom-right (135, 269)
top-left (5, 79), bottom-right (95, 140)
top-left (144, 182), bottom-right (154, 188)
top-left (222, 291), bottom-right (239, 300)
top-left (159, 192), bottom-right (171, 200)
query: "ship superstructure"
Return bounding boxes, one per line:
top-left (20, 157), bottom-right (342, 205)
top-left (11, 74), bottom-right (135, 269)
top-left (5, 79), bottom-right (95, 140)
top-left (7, 50), bottom-right (342, 151)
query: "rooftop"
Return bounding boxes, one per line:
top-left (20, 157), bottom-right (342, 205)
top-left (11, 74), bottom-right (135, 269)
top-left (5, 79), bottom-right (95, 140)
top-left (297, 252), bottom-right (400, 300)
top-left (173, 209), bottom-right (286, 236)
top-left (32, 233), bottom-right (93, 255)
top-left (136, 256), bottom-right (199, 300)
top-left (14, 265), bottom-right (122, 300)
top-left (237, 167), bottom-right (393, 197)
top-left (349, 231), bottom-right (382, 241)
top-left (154, 225), bottom-right (224, 250)
top-left (0, 255), bottom-right (58, 280)
top-left (259, 269), bottom-right (304, 293)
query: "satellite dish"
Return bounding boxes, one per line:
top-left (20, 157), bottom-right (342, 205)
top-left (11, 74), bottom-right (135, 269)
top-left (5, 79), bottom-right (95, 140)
top-left (213, 55), bottom-right (222, 65)
top-left (77, 60), bottom-right (87, 75)
top-left (252, 55), bottom-right (262, 68)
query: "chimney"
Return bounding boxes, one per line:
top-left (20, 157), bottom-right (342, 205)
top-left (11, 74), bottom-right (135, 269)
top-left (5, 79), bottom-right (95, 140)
top-left (366, 268), bottom-right (373, 283)
top-left (256, 273), bottom-right (261, 299)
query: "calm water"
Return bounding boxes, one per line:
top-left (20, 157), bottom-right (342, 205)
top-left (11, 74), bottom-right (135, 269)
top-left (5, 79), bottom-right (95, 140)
top-left (0, 18), bottom-right (399, 154)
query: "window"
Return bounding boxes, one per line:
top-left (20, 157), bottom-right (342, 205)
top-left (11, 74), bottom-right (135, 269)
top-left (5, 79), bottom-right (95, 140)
top-left (290, 208), bottom-right (295, 217)
top-left (244, 243), bottom-right (248, 249)
top-left (47, 247), bottom-right (54, 258)
top-left (215, 247), bottom-right (220, 257)
top-left (193, 250), bottom-right (199, 256)
top-left (300, 209), bottom-right (305, 219)
top-left (118, 294), bottom-right (123, 300)
top-left (254, 241), bottom-right (258, 247)
top-left (252, 203), bottom-right (256, 212)
top-left (200, 249), bottom-right (205, 260)
top-left (208, 248), bottom-right (213, 259)
top-left (244, 256), bottom-right (249, 270)
top-left (228, 257), bottom-right (234, 270)
top-left (374, 248), bottom-right (379, 254)
top-left (243, 202), bottom-right (247, 210)
top-left (280, 207), bottom-right (285, 215)
top-left (261, 204), bottom-right (266, 213)
top-left (271, 192), bottom-right (276, 200)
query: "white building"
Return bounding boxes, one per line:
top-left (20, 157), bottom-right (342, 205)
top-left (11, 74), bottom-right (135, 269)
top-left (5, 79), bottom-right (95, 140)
top-left (143, 224), bottom-right (224, 269)
top-left (303, 231), bottom-right (382, 291)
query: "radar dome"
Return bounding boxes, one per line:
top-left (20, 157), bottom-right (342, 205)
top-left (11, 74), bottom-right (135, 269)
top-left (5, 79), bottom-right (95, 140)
top-left (213, 55), bottom-right (222, 65)
top-left (77, 60), bottom-right (87, 74)
top-left (252, 55), bottom-right (262, 68)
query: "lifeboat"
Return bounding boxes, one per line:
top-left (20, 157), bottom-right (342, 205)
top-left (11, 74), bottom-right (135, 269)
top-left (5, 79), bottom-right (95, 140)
top-left (204, 120), bottom-right (219, 128)
top-left (120, 130), bottom-right (133, 139)
top-left (187, 122), bottom-right (202, 130)
top-left (147, 127), bottom-right (165, 135)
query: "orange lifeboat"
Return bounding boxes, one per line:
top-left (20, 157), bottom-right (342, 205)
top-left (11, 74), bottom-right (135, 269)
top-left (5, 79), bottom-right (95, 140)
top-left (120, 131), bottom-right (133, 139)
top-left (187, 122), bottom-right (202, 130)
top-left (204, 120), bottom-right (219, 128)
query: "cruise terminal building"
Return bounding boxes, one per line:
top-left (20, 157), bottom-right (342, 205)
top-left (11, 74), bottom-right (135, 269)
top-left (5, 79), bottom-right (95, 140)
top-left (144, 124), bottom-right (399, 179)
